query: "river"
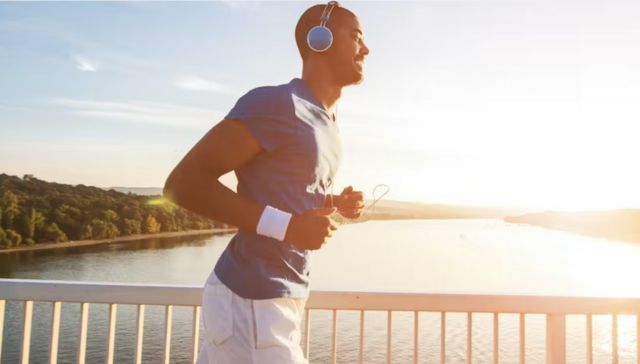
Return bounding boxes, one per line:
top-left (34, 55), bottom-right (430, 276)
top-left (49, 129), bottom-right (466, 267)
top-left (2, 219), bottom-right (640, 363)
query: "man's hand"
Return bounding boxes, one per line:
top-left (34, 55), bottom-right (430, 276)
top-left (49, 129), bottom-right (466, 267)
top-left (335, 186), bottom-right (364, 219)
top-left (285, 207), bottom-right (338, 250)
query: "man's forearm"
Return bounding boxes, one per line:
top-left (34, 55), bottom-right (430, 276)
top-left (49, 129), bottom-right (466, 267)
top-left (323, 194), bottom-right (340, 208)
top-left (164, 174), bottom-right (263, 233)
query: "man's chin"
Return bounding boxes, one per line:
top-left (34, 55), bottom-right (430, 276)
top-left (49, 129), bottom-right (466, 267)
top-left (348, 72), bottom-right (365, 86)
top-left (354, 72), bottom-right (365, 84)
top-left (330, 67), bottom-right (365, 87)
top-left (341, 70), bottom-right (365, 86)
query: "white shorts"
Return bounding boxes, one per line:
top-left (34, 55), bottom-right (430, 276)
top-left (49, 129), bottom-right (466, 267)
top-left (196, 274), bottom-right (308, 364)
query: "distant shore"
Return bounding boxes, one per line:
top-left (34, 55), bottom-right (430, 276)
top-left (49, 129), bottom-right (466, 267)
top-left (0, 228), bottom-right (237, 254)
top-left (504, 209), bottom-right (640, 244)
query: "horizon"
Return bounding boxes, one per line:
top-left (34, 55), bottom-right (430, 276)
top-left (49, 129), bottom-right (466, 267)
top-left (0, 173), bottom-right (600, 213)
top-left (2, 1), bottom-right (640, 211)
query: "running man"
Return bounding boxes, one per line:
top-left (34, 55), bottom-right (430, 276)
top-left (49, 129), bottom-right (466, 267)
top-left (164, 2), bottom-right (369, 363)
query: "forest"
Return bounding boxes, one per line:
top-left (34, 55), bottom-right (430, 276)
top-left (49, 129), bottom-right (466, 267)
top-left (0, 173), bottom-right (224, 248)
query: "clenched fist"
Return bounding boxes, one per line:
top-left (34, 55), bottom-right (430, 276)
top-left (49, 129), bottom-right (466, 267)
top-left (335, 186), bottom-right (364, 219)
top-left (285, 207), bottom-right (338, 250)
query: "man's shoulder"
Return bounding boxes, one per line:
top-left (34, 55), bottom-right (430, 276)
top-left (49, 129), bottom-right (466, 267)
top-left (236, 81), bottom-right (294, 114)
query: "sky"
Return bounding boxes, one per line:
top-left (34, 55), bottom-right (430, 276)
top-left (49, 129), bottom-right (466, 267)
top-left (1, 0), bottom-right (639, 211)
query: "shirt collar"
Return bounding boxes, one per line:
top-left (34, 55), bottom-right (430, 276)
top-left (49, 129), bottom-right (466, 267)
top-left (290, 78), bottom-right (336, 122)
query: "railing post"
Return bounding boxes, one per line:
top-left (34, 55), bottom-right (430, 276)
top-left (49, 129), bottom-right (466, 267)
top-left (135, 304), bottom-right (145, 364)
top-left (191, 306), bottom-right (201, 364)
top-left (49, 301), bottom-right (61, 364)
top-left (0, 300), bottom-right (5, 363)
top-left (78, 302), bottom-right (89, 364)
top-left (163, 305), bottom-right (173, 364)
top-left (106, 303), bottom-right (117, 364)
top-left (546, 314), bottom-right (566, 364)
top-left (21, 300), bottom-right (34, 364)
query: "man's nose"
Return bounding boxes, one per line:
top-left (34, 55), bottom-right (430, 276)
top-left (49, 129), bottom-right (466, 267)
top-left (361, 42), bottom-right (370, 56)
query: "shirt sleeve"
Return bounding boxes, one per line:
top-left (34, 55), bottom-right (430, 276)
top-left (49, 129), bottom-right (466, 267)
top-left (225, 87), bottom-right (295, 152)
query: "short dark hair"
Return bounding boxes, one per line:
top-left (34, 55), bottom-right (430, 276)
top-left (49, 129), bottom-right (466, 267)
top-left (295, 3), bottom-right (356, 61)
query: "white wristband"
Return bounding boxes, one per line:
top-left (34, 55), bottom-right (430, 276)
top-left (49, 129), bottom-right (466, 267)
top-left (256, 205), bottom-right (292, 241)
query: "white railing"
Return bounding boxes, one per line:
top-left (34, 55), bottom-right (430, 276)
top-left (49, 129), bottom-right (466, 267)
top-left (1, 278), bottom-right (640, 364)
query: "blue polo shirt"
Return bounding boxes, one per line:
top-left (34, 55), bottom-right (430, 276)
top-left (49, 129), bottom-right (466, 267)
top-left (211, 78), bottom-right (342, 299)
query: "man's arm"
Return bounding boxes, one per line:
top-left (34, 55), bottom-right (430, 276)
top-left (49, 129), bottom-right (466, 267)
top-left (163, 119), bottom-right (264, 232)
top-left (163, 119), bottom-right (337, 249)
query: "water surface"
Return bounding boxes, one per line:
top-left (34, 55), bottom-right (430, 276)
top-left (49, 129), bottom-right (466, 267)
top-left (2, 219), bottom-right (640, 363)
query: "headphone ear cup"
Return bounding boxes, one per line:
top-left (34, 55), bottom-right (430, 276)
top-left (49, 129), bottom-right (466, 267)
top-left (307, 25), bottom-right (333, 52)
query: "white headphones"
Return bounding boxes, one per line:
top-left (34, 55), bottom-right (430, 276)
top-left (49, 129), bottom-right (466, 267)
top-left (306, 1), bottom-right (340, 53)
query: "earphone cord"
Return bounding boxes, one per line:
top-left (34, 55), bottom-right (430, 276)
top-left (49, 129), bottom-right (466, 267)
top-left (363, 184), bottom-right (390, 215)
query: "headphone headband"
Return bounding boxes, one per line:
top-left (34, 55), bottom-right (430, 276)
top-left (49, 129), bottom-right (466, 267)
top-left (319, 1), bottom-right (339, 26)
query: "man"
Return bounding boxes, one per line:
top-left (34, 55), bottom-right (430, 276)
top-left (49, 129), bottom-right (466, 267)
top-left (163, 2), bottom-right (369, 363)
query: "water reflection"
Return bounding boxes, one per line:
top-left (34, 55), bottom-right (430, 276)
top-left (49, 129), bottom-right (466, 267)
top-left (0, 233), bottom-right (230, 280)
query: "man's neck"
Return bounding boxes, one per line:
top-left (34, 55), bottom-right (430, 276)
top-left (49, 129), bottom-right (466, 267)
top-left (301, 71), bottom-right (342, 115)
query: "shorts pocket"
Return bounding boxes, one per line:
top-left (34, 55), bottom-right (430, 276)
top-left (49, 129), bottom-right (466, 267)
top-left (202, 282), bottom-right (233, 346)
top-left (252, 298), bottom-right (303, 350)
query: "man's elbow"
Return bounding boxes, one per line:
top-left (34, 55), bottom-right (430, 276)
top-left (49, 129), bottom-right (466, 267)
top-left (163, 168), bottom-right (213, 207)
top-left (163, 171), bottom-right (183, 205)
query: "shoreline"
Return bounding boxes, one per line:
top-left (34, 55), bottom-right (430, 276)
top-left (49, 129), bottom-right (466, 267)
top-left (0, 228), bottom-right (237, 254)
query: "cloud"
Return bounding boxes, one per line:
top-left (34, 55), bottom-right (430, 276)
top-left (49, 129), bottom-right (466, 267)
top-left (175, 75), bottom-right (235, 95)
top-left (0, 103), bottom-right (33, 112)
top-left (73, 55), bottom-right (97, 72)
top-left (49, 98), bottom-right (225, 130)
top-left (2, 19), bottom-right (162, 73)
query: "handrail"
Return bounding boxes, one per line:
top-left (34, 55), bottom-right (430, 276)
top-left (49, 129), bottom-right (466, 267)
top-left (2, 278), bottom-right (640, 314)
top-left (307, 290), bottom-right (640, 314)
top-left (0, 279), bottom-right (202, 306)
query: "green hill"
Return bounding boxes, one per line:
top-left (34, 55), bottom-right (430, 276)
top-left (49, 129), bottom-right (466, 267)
top-left (0, 174), bottom-right (223, 248)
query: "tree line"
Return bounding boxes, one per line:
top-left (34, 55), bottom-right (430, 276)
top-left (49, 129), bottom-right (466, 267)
top-left (0, 174), bottom-right (226, 248)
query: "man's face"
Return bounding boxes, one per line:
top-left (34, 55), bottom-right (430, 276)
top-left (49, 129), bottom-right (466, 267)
top-left (326, 15), bottom-right (370, 86)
